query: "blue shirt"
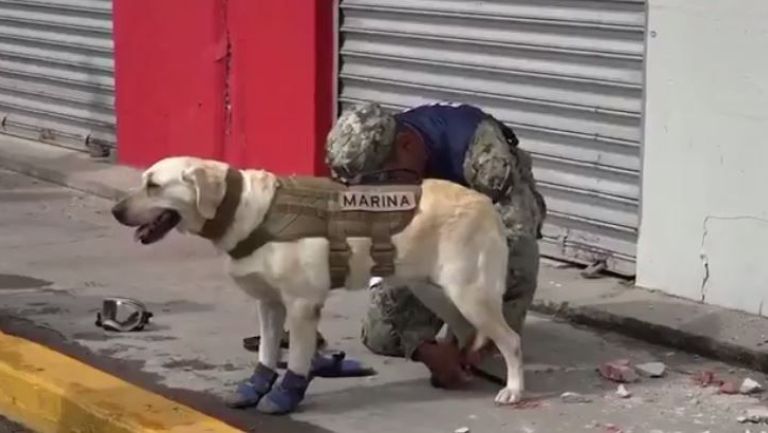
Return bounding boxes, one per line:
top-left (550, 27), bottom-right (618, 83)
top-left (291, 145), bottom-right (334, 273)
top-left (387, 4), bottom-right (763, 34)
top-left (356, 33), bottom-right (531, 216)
top-left (394, 103), bottom-right (487, 185)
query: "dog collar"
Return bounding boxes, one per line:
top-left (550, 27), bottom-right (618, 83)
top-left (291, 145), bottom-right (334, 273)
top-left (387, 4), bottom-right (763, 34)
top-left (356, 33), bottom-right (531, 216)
top-left (95, 297), bottom-right (153, 332)
top-left (199, 168), bottom-right (244, 240)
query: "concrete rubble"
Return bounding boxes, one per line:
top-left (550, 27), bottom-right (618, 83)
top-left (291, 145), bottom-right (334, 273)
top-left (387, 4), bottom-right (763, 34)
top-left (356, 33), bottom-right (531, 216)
top-left (597, 359), bottom-right (640, 383)
top-left (721, 380), bottom-right (741, 395)
top-left (635, 362), bottom-right (667, 378)
top-left (560, 392), bottom-right (592, 404)
top-left (740, 378), bottom-right (764, 395)
top-left (739, 407), bottom-right (768, 424)
top-left (616, 384), bottom-right (632, 399)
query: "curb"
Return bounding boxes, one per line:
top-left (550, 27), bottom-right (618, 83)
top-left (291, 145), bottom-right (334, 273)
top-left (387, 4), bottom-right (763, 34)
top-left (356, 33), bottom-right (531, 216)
top-left (531, 300), bottom-right (768, 372)
top-left (0, 135), bottom-right (139, 201)
top-left (529, 276), bottom-right (768, 373)
top-left (1, 135), bottom-right (767, 379)
top-left (0, 330), bottom-right (243, 433)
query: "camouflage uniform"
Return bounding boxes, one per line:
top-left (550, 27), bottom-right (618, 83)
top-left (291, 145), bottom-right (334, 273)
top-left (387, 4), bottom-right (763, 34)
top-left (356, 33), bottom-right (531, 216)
top-left (326, 102), bottom-right (397, 182)
top-left (326, 102), bottom-right (546, 360)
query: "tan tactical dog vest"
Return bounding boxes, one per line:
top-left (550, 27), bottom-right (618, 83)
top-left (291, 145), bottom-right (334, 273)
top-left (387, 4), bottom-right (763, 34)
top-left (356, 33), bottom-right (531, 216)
top-left (200, 169), bottom-right (421, 288)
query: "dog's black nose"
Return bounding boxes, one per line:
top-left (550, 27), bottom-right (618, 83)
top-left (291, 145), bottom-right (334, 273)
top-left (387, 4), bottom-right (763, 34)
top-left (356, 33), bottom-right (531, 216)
top-left (111, 201), bottom-right (126, 222)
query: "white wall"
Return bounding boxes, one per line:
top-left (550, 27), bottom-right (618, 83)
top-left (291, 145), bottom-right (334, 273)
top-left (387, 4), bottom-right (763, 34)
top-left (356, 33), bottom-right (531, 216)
top-left (637, 0), bottom-right (768, 316)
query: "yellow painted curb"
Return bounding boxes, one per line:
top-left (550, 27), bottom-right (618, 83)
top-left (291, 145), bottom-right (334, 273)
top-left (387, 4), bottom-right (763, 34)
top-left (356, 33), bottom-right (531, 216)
top-left (0, 330), bottom-right (244, 433)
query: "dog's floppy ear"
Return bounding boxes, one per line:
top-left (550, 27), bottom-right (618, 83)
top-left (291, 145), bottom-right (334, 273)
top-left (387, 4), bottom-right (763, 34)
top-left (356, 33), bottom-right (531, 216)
top-left (182, 163), bottom-right (227, 220)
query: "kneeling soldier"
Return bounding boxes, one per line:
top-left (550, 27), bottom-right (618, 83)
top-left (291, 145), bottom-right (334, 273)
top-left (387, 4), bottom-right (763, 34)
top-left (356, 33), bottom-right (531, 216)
top-left (325, 101), bottom-right (546, 388)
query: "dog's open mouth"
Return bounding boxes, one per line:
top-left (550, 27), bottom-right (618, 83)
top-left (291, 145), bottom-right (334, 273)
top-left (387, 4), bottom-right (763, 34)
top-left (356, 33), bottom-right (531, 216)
top-left (134, 209), bottom-right (181, 245)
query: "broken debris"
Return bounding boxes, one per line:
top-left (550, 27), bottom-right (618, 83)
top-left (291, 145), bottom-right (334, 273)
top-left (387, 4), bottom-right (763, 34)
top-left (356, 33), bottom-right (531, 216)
top-left (701, 374), bottom-right (763, 395)
top-left (598, 359), bottom-right (639, 383)
top-left (636, 362), bottom-right (666, 378)
top-left (509, 399), bottom-right (543, 410)
top-left (560, 392), bottom-right (592, 404)
top-left (739, 407), bottom-right (768, 424)
top-left (693, 370), bottom-right (724, 388)
top-left (600, 423), bottom-right (624, 433)
top-left (616, 384), bottom-right (632, 399)
top-left (720, 381), bottom-right (741, 395)
top-left (740, 378), bottom-right (764, 395)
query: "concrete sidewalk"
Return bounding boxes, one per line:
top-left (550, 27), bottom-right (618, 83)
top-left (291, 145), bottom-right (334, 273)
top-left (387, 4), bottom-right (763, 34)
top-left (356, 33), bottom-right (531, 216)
top-left (2, 135), bottom-right (767, 375)
top-left (3, 166), bottom-right (768, 433)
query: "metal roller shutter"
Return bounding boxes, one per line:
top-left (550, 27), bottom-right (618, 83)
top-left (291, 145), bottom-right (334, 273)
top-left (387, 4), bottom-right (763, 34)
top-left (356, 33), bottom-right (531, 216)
top-left (337, 0), bottom-right (645, 276)
top-left (0, 0), bottom-right (114, 155)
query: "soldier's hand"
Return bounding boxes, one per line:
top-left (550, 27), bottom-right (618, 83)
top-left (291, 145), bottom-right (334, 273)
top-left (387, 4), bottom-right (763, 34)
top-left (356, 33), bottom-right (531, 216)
top-left (414, 340), bottom-right (473, 389)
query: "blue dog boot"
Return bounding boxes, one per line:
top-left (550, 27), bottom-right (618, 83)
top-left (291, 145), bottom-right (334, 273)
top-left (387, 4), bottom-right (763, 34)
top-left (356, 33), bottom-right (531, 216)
top-left (257, 369), bottom-right (311, 415)
top-left (223, 363), bottom-right (278, 409)
top-left (310, 351), bottom-right (377, 378)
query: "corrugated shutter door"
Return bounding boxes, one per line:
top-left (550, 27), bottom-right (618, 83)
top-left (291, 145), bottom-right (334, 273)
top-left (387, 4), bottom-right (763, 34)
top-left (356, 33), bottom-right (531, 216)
top-left (337, 0), bottom-right (645, 276)
top-left (0, 0), bottom-right (114, 154)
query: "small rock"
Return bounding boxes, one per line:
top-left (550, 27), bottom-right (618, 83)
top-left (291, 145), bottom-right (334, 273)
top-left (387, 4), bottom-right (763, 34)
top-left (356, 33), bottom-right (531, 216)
top-left (601, 424), bottom-right (624, 433)
top-left (739, 416), bottom-right (749, 424)
top-left (598, 359), bottom-right (640, 383)
top-left (455, 427), bottom-right (470, 433)
top-left (741, 378), bottom-right (764, 395)
top-left (561, 392), bottom-right (592, 403)
top-left (636, 362), bottom-right (667, 378)
top-left (510, 400), bottom-right (542, 410)
top-left (744, 407), bottom-right (768, 424)
top-left (721, 381), bottom-right (741, 395)
top-left (693, 370), bottom-right (724, 387)
top-left (616, 385), bottom-right (632, 399)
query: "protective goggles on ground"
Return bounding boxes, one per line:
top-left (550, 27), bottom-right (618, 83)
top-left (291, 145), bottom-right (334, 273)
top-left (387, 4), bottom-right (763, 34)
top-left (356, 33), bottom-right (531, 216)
top-left (95, 297), bottom-right (153, 332)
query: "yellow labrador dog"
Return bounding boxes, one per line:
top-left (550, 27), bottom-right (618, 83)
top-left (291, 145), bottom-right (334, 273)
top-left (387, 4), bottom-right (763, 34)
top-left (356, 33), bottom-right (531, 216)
top-left (112, 156), bottom-right (523, 414)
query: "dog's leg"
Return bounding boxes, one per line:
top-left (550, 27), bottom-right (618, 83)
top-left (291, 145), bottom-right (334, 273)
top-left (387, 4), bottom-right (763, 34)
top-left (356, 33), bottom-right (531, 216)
top-left (447, 287), bottom-right (523, 404)
top-left (224, 299), bottom-right (285, 409)
top-left (258, 300), bottom-right (286, 370)
top-left (258, 297), bottom-right (320, 415)
top-left (284, 298), bottom-right (321, 376)
top-left (405, 279), bottom-right (475, 348)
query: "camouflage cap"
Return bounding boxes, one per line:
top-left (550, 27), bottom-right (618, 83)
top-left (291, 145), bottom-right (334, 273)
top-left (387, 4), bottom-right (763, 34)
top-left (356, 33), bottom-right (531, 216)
top-left (326, 102), bottom-right (396, 180)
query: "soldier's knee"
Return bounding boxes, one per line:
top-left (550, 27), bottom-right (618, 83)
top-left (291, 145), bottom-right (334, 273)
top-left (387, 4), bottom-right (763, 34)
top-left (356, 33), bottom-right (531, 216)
top-left (361, 318), bottom-right (404, 357)
top-left (502, 271), bottom-right (537, 333)
top-left (504, 237), bottom-right (540, 301)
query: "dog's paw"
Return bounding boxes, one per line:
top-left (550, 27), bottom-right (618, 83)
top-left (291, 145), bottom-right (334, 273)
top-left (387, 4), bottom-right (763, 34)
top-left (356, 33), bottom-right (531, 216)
top-left (257, 370), bottom-right (311, 415)
top-left (223, 363), bottom-right (278, 409)
top-left (494, 387), bottom-right (522, 405)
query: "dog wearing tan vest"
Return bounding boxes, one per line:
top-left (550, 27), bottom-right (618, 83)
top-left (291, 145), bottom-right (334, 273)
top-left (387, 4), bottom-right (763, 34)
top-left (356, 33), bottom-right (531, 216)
top-left (111, 156), bottom-right (523, 414)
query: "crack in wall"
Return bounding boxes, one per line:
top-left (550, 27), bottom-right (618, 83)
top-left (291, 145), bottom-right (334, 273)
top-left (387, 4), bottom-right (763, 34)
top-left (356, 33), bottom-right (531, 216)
top-left (699, 252), bottom-right (710, 302)
top-left (700, 216), bottom-right (711, 302)
top-left (700, 214), bottom-right (768, 305)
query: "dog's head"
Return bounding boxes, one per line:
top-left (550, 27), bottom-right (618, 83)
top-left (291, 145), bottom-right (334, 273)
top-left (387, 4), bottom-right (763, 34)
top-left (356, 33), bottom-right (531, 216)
top-left (111, 156), bottom-right (231, 244)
